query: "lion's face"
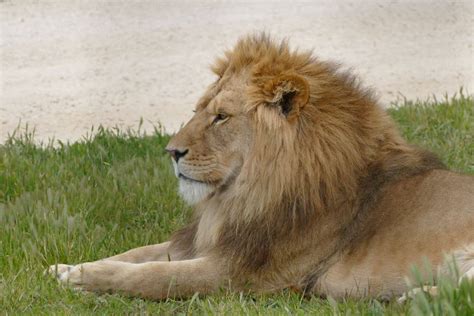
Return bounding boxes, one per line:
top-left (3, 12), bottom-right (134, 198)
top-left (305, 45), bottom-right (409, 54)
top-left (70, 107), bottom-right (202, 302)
top-left (166, 73), bottom-right (253, 205)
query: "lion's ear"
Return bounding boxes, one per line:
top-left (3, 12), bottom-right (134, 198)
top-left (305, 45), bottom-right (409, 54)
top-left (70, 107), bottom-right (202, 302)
top-left (264, 74), bottom-right (310, 121)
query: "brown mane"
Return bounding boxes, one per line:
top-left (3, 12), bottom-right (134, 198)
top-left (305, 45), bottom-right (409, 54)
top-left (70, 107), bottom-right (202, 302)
top-left (171, 34), bottom-right (445, 282)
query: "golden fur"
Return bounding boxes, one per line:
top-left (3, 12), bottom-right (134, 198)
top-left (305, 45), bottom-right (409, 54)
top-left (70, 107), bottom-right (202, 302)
top-left (49, 34), bottom-right (474, 300)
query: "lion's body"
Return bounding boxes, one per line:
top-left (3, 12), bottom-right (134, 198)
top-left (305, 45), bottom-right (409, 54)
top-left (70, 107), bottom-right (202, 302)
top-left (319, 170), bottom-right (474, 297)
top-left (50, 34), bottom-right (474, 300)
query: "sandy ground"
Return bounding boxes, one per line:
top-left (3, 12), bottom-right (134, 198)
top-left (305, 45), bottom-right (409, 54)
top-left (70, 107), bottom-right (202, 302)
top-left (1, 1), bottom-right (473, 143)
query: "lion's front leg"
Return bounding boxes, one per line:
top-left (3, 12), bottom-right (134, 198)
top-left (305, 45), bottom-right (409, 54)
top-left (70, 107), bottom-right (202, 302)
top-left (49, 257), bottom-right (227, 299)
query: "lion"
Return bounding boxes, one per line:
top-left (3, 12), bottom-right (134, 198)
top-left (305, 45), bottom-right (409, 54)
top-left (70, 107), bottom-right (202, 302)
top-left (49, 34), bottom-right (474, 301)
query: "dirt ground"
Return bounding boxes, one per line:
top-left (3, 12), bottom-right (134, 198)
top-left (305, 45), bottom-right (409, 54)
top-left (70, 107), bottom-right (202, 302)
top-left (1, 1), bottom-right (472, 143)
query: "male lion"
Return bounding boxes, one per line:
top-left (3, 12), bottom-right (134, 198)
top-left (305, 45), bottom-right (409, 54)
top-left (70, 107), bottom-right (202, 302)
top-left (49, 34), bottom-right (474, 300)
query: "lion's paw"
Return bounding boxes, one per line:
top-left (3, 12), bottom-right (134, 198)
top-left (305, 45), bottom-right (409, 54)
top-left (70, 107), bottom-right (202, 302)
top-left (47, 263), bottom-right (91, 289)
top-left (397, 285), bottom-right (438, 304)
top-left (48, 261), bottom-right (131, 292)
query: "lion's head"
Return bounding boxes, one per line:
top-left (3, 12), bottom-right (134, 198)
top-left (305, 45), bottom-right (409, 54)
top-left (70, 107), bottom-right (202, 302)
top-left (167, 34), bottom-right (397, 208)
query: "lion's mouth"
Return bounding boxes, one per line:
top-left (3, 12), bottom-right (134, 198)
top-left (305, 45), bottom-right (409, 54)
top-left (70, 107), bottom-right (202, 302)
top-left (173, 158), bottom-right (207, 184)
top-left (178, 173), bottom-right (206, 184)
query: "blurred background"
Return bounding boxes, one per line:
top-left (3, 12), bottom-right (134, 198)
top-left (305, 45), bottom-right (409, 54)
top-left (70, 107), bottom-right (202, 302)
top-left (1, 0), bottom-right (472, 143)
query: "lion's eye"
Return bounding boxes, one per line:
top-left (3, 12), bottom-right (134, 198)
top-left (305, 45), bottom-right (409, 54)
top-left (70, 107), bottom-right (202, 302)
top-left (213, 113), bottom-right (229, 124)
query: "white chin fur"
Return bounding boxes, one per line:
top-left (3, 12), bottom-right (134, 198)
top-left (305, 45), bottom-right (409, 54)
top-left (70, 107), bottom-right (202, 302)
top-left (179, 178), bottom-right (213, 205)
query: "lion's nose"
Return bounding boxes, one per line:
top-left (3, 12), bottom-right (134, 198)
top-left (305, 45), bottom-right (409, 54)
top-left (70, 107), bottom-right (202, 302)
top-left (165, 147), bottom-right (189, 162)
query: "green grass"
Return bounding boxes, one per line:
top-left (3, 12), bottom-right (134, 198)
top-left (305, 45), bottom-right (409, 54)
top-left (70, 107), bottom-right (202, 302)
top-left (1, 94), bottom-right (473, 315)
